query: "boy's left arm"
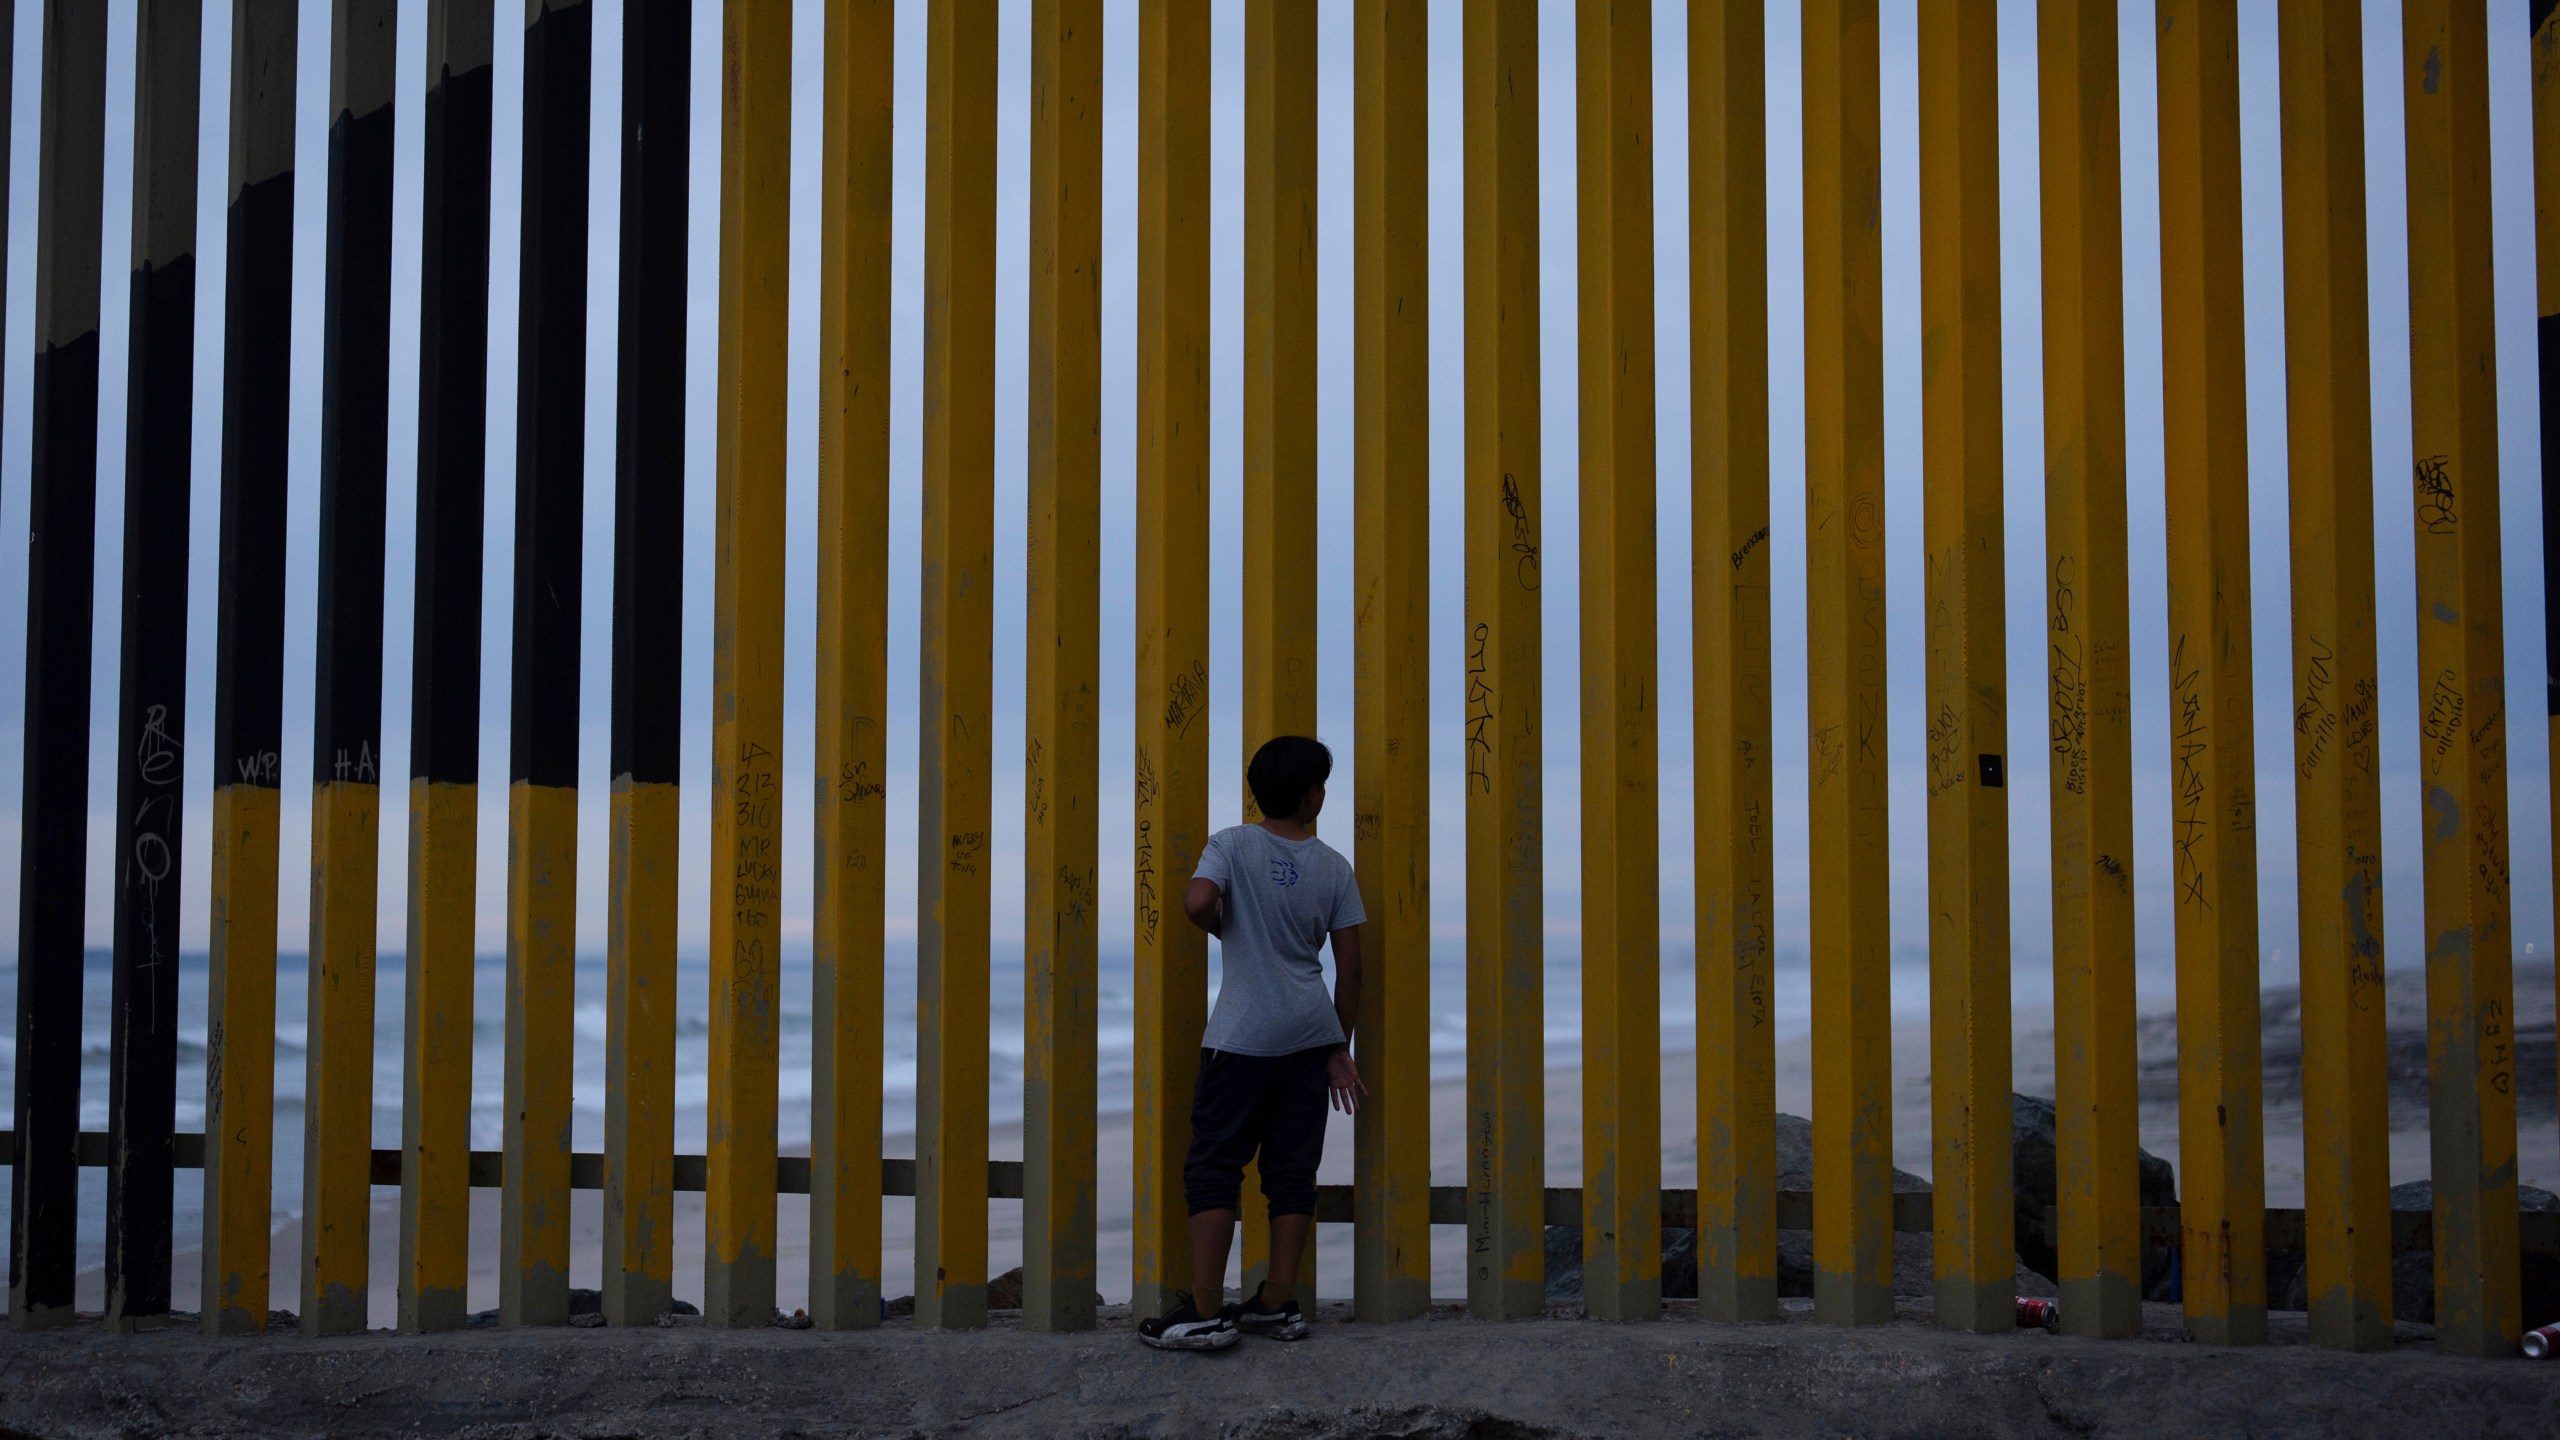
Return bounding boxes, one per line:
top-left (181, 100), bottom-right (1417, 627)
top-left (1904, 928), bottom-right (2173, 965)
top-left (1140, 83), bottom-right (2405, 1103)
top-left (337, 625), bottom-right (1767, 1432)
top-left (1326, 923), bottom-right (1364, 1112)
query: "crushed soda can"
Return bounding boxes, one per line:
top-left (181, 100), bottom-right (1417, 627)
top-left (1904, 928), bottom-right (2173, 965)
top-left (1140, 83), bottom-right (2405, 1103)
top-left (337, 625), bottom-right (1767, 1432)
top-left (2523, 1322), bottom-right (2560, 1359)
top-left (2015, 1296), bottom-right (2061, 1331)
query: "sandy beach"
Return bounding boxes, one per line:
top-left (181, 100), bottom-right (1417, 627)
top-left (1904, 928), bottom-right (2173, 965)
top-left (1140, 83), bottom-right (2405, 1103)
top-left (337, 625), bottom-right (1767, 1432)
top-left (105, 963), bottom-right (2560, 1323)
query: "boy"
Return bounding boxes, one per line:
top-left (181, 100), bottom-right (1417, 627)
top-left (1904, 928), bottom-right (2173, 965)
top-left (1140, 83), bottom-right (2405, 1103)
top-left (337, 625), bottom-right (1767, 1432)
top-left (1137, 735), bottom-right (1366, 1351)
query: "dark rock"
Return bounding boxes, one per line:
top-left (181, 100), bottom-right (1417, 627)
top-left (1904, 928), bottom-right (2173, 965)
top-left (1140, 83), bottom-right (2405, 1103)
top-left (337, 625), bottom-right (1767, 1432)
top-left (1774, 1112), bottom-right (1933, 1193)
top-left (1773, 1228), bottom-right (2053, 1299)
top-left (987, 1267), bottom-right (1024, 1310)
top-left (2390, 1181), bottom-right (2560, 1325)
top-left (1542, 1224), bottom-right (1582, 1300)
top-left (2394, 1251), bottom-right (2440, 1325)
top-left (982, 1266), bottom-right (1103, 1312)
top-left (471, 1290), bottom-right (700, 1327)
top-left (884, 1294), bottom-right (916, 1319)
top-left (2388, 1179), bottom-right (2560, 1212)
top-left (2268, 1182), bottom-right (2560, 1320)
top-left (1547, 1115), bottom-right (2054, 1303)
top-left (1541, 1225), bottom-right (1701, 1301)
top-left (1773, 1111), bottom-right (1935, 1298)
top-left (1662, 1226), bottom-right (1698, 1298)
top-left (2009, 1092), bottom-right (2179, 1297)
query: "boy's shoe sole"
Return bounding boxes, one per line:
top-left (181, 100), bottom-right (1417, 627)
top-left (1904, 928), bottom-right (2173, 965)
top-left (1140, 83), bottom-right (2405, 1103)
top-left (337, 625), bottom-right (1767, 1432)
top-left (1232, 1309), bottom-right (1309, 1342)
top-left (1137, 1322), bottom-right (1240, 1352)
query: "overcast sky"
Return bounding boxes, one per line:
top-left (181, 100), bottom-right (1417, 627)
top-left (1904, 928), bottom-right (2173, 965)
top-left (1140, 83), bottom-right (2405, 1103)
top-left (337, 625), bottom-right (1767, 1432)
top-left (0, 0), bottom-right (2549, 1011)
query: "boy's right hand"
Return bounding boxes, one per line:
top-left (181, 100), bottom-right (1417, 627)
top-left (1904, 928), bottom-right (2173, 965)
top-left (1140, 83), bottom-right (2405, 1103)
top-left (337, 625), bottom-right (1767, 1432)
top-left (1325, 1051), bottom-right (1365, 1114)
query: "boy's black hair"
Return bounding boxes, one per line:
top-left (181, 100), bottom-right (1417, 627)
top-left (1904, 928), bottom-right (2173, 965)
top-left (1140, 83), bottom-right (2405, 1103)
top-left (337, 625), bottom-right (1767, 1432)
top-left (1247, 735), bottom-right (1332, 821)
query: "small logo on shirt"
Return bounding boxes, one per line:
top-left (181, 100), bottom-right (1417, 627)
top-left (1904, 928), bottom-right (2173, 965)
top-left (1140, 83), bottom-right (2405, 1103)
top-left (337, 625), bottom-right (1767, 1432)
top-left (1268, 857), bottom-right (1301, 887)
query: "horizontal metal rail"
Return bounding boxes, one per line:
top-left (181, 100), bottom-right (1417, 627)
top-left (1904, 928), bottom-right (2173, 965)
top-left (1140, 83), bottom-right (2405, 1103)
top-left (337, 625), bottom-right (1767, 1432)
top-left (7, 1131), bottom-right (2550, 1259)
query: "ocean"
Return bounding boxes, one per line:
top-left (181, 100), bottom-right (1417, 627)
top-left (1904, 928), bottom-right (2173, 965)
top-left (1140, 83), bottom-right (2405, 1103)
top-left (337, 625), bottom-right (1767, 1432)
top-left (7, 939), bottom-right (1776, 1278)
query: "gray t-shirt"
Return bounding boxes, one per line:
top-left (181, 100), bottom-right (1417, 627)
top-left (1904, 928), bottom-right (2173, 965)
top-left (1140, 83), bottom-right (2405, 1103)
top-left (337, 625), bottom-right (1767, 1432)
top-left (1195, 824), bottom-right (1366, 1056)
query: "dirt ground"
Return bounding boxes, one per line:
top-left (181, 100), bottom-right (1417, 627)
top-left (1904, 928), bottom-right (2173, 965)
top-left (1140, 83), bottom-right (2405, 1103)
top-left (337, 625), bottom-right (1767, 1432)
top-left (1, 1297), bottom-right (2552, 1439)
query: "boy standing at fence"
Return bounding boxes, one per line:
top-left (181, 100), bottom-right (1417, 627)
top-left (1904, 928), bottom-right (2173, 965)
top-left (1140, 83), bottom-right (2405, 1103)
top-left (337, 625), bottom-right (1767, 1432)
top-left (1138, 735), bottom-right (1366, 1350)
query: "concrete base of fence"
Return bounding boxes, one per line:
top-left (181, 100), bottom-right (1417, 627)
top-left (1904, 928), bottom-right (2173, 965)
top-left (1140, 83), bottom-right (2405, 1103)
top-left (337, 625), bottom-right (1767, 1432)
top-left (2, 1296), bottom-right (2550, 1439)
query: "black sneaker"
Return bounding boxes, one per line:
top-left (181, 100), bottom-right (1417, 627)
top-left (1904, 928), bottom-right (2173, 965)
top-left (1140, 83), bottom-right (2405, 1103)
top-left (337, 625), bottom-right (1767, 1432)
top-left (1228, 1286), bottom-right (1309, 1341)
top-left (1137, 1291), bottom-right (1238, 1351)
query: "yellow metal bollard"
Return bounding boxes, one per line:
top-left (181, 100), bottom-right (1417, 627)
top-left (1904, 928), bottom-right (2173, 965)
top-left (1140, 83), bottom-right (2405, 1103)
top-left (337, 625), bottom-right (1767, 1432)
top-left (2277, 0), bottom-right (2393, 1353)
top-left (603, 0), bottom-right (690, 1331)
top-left (201, 0), bottom-right (296, 1340)
top-left (1918, 0), bottom-right (2014, 1338)
top-left (812, 0), bottom-right (892, 1334)
top-left (2154, 0), bottom-right (2266, 1349)
top-left (1022, 0), bottom-right (1103, 1336)
top-left (605, 763), bottom-right (681, 1327)
top-left (1691, 0), bottom-right (1777, 1328)
top-left (500, 0), bottom-right (593, 1331)
top-left (301, 0), bottom-right (397, 1340)
top-left (1352, 0), bottom-right (1432, 1328)
top-left (397, 0), bottom-right (492, 1339)
top-left (705, 0), bottom-right (789, 1331)
top-left (1463, 0), bottom-right (1547, 1324)
top-left (915, 0), bottom-right (998, 1333)
top-left (501, 786), bottom-right (578, 1327)
top-left (2532, 0), bottom-right (2560, 1190)
top-left (2037, 0), bottom-right (2140, 1342)
top-left (1238, 0), bottom-right (1321, 1304)
top-left (1575, 0), bottom-right (1662, 1325)
top-left (400, 773), bottom-right (479, 1338)
top-left (1132, 0), bottom-right (1213, 1323)
top-left (2401, 0), bottom-right (2522, 1359)
top-left (1800, 0), bottom-right (1893, 1328)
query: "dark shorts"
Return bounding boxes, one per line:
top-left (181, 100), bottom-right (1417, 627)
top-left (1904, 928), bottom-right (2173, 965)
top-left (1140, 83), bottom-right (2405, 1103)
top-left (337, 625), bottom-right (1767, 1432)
top-left (1183, 1045), bottom-right (1331, 1219)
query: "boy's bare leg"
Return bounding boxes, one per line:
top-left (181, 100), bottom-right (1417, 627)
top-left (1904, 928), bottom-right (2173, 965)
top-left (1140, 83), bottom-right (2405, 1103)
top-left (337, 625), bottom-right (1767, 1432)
top-left (1188, 1209), bottom-right (1238, 1309)
top-left (1263, 1213), bottom-right (1313, 1302)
